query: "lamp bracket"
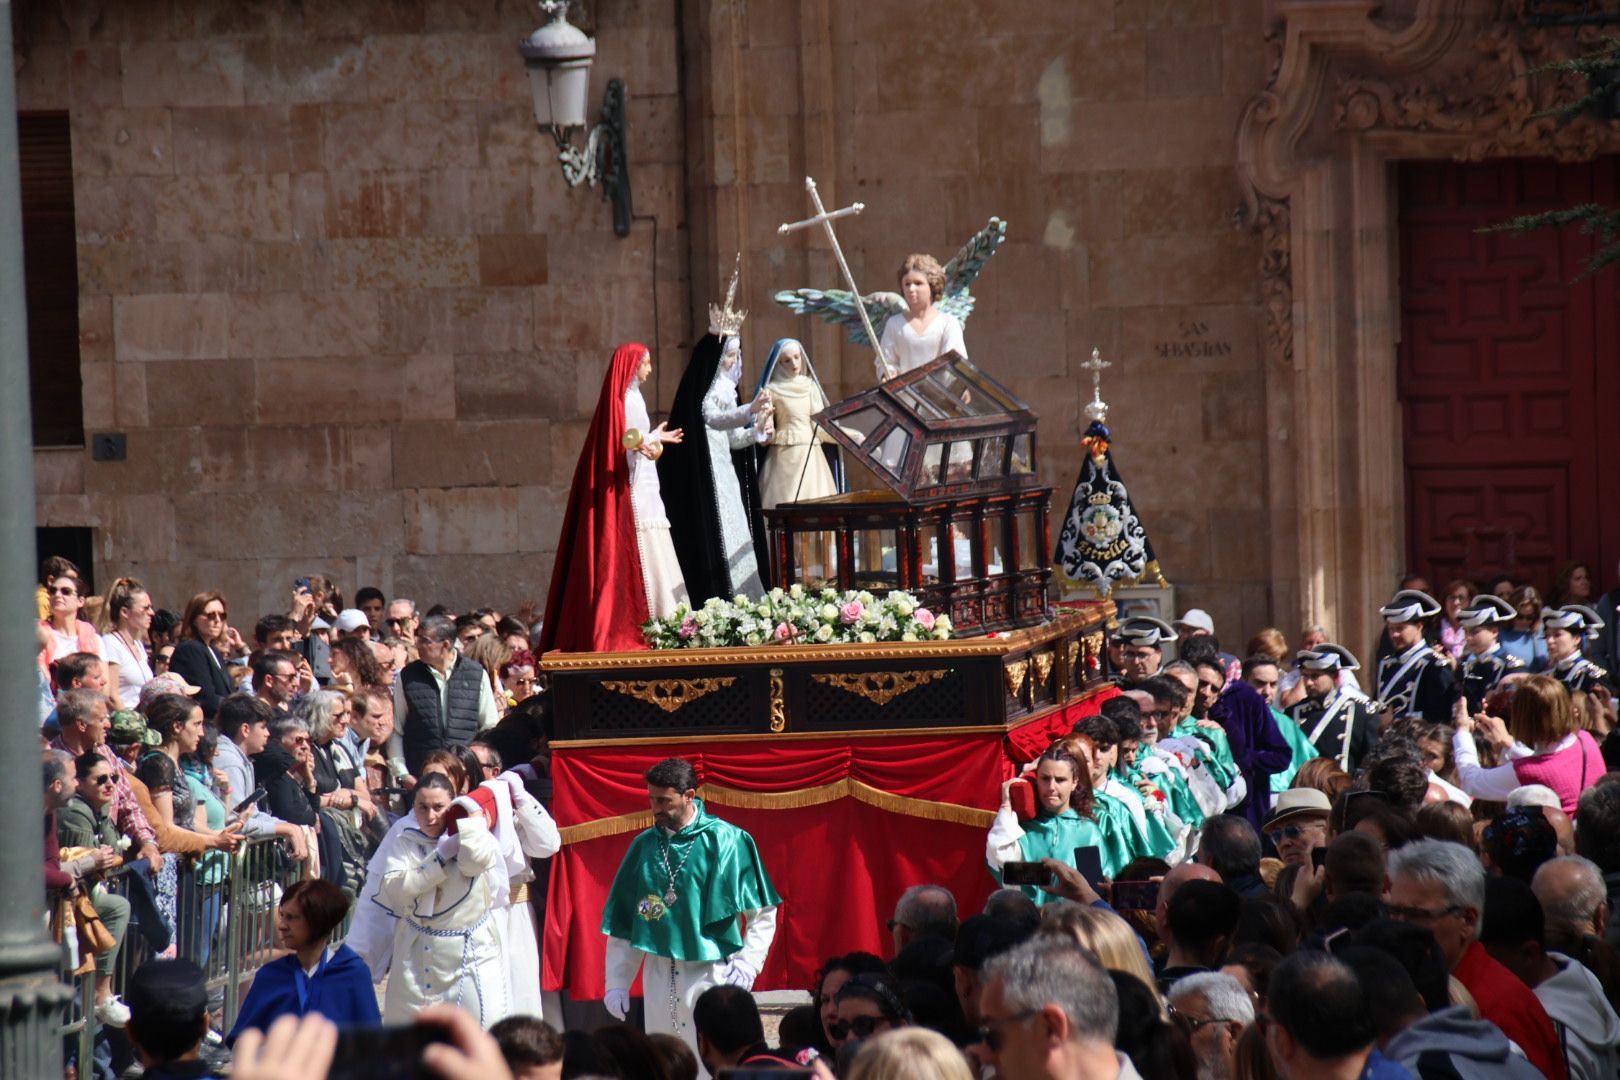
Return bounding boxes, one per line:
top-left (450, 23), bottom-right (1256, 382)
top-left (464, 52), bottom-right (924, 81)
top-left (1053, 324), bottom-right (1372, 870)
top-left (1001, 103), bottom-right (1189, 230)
top-left (553, 78), bottom-right (632, 237)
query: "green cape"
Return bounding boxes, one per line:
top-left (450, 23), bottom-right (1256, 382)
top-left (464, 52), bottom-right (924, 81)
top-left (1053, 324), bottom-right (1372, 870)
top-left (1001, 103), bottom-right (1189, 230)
top-left (1269, 706), bottom-right (1320, 793)
top-left (994, 806), bottom-right (1105, 906)
top-left (601, 801), bottom-right (781, 962)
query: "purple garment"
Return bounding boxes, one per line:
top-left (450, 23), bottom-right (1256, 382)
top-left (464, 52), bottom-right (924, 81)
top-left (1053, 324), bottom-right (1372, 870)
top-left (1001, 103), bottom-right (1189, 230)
top-left (1211, 679), bottom-right (1293, 832)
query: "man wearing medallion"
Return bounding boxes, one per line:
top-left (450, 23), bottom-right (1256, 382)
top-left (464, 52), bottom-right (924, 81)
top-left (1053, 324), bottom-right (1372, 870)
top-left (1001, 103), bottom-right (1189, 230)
top-left (601, 757), bottom-right (780, 1059)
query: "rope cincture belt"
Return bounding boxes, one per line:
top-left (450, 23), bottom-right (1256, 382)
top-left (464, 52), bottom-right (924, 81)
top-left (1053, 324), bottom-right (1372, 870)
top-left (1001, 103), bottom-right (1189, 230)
top-left (408, 909), bottom-right (493, 1025)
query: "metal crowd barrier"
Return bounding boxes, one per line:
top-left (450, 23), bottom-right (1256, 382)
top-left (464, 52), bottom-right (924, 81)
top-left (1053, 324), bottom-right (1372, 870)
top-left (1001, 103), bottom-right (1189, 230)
top-left (58, 834), bottom-right (323, 1071)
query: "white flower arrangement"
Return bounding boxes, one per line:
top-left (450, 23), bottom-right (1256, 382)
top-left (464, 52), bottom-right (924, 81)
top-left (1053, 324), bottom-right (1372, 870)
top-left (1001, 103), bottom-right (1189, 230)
top-left (643, 588), bottom-right (953, 650)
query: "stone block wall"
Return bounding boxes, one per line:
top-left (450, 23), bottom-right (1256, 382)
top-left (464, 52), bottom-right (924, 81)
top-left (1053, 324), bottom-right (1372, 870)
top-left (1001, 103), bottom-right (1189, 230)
top-left (684, 0), bottom-right (1277, 641)
top-left (19, 0), bottom-right (1283, 644)
top-left (17, 0), bottom-right (687, 621)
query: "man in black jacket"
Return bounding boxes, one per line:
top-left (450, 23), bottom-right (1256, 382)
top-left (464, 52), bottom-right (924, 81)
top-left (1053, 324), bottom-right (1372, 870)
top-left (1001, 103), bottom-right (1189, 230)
top-left (396, 614), bottom-right (497, 775)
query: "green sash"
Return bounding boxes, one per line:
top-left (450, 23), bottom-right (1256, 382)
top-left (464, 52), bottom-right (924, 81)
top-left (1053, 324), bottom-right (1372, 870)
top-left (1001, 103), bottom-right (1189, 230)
top-left (1270, 706), bottom-right (1320, 793)
top-left (601, 802), bottom-right (781, 962)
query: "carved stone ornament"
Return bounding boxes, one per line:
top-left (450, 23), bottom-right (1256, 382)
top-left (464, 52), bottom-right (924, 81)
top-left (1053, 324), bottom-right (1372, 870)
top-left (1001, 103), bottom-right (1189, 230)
top-left (1232, 0), bottom-right (1620, 658)
top-left (813, 669), bottom-right (951, 707)
top-left (599, 677), bottom-right (738, 714)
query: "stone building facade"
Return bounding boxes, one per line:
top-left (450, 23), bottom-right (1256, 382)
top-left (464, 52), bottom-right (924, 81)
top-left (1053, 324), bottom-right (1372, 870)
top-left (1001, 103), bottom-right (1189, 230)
top-left (14, 0), bottom-right (1619, 654)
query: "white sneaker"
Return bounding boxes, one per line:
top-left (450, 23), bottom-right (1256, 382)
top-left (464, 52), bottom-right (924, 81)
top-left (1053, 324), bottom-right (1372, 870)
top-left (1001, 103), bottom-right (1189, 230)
top-left (94, 996), bottom-right (131, 1028)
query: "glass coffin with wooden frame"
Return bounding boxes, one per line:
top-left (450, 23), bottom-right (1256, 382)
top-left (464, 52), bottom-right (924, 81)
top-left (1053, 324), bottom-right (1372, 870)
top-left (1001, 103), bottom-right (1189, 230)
top-left (763, 352), bottom-right (1052, 635)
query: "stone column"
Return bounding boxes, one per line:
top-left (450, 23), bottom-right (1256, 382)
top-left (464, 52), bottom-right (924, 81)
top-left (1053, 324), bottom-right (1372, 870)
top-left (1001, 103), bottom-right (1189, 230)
top-left (0, 2), bottom-right (73, 1076)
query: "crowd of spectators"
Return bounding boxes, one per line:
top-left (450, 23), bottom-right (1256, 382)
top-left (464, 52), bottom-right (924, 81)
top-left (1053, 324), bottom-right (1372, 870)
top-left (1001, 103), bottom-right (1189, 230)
top-left (33, 555), bottom-right (1620, 1080)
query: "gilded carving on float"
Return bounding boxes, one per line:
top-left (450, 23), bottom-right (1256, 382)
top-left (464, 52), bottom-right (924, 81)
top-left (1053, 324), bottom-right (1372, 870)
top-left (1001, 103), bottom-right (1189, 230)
top-left (1003, 659), bottom-right (1029, 701)
top-left (768, 668), bottom-right (787, 732)
top-left (599, 677), bottom-right (737, 713)
top-left (813, 669), bottom-right (951, 707)
top-left (1031, 650), bottom-right (1055, 689)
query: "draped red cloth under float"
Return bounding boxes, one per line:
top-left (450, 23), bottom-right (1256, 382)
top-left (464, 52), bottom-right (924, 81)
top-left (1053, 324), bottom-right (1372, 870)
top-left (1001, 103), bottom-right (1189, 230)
top-left (540, 685), bottom-right (1118, 998)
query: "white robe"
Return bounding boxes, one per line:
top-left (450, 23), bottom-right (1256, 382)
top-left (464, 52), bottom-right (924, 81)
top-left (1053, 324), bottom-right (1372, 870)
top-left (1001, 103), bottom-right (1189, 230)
top-left (700, 358), bottom-right (765, 597)
top-left (877, 311), bottom-right (966, 379)
top-left (626, 382), bottom-right (689, 618)
top-left (604, 906), bottom-right (778, 1060)
top-left (481, 776), bottom-right (562, 1019)
top-left (376, 816), bottom-right (508, 1026)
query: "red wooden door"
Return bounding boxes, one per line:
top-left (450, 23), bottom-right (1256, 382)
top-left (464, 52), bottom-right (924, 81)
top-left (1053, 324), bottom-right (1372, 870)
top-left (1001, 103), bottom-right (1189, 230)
top-left (1397, 158), bottom-right (1620, 593)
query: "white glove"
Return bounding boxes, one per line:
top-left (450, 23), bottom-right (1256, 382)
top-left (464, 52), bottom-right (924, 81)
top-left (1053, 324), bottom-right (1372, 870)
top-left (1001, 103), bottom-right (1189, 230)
top-left (719, 956), bottom-right (757, 991)
top-left (603, 988), bottom-right (631, 1020)
top-left (435, 830), bottom-right (461, 862)
top-left (499, 771), bottom-right (532, 807)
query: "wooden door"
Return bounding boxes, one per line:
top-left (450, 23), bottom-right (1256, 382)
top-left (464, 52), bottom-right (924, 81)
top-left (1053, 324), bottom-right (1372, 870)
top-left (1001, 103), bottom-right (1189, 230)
top-left (1397, 158), bottom-right (1620, 593)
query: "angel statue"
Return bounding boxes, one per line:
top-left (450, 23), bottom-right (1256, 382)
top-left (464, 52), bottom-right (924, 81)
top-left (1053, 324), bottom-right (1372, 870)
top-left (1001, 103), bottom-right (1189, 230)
top-left (774, 217), bottom-right (1007, 381)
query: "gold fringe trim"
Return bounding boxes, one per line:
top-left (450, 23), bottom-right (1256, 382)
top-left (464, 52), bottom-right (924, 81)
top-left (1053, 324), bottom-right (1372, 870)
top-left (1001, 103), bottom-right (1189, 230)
top-left (560, 809), bottom-right (655, 845)
top-left (556, 780), bottom-right (994, 844)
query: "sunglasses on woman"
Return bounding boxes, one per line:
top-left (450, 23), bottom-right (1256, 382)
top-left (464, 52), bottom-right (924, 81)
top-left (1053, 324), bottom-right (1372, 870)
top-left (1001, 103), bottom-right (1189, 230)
top-left (826, 1015), bottom-right (887, 1041)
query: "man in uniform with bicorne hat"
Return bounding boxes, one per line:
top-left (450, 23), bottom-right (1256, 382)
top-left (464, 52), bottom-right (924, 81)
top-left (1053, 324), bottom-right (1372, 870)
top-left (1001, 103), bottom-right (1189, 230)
top-left (1111, 615), bottom-right (1178, 690)
top-left (1542, 605), bottom-right (1612, 695)
top-left (1456, 594), bottom-right (1524, 713)
top-left (1374, 589), bottom-right (1457, 725)
top-left (1287, 644), bottom-right (1378, 774)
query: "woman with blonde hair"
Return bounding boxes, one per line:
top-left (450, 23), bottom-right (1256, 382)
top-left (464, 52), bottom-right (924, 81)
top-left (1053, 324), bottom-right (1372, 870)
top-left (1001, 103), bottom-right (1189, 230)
top-left (465, 633), bottom-right (515, 715)
top-left (1291, 757), bottom-right (1352, 806)
top-left (1038, 901), bottom-right (1161, 1009)
top-left (846, 1026), bottom-right (972, 1080)
top-left (1454, 673), bottom-right (1603, 812)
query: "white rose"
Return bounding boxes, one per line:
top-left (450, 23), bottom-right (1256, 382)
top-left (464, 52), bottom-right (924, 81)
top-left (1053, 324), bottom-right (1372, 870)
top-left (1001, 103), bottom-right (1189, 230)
top-left (892, 599), bottom-right (914, 617)
top-left (859, 631), bottom-right (877, 644)
top-left (902, 631), bottom-right (918, 642)
top-left (789, 584), bottom-right (805, 599)
top-left (820, 604), bottom-right (839, 621)
top-left (815, 624), bottom-right (834, 642)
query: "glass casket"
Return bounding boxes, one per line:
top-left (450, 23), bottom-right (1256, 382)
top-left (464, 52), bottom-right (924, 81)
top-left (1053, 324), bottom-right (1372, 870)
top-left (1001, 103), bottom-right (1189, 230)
top-left (763, 353), bottom-right (1052, 635)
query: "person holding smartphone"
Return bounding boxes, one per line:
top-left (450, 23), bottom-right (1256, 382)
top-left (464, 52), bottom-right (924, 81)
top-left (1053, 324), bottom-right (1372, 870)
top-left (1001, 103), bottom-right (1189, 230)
top-left (986, 745), bottom-right (1105, 905)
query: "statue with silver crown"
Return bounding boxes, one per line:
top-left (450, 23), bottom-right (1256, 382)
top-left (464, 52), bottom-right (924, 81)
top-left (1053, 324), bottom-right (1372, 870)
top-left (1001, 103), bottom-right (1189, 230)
top-left (659, 258), bottom-right (773, 605)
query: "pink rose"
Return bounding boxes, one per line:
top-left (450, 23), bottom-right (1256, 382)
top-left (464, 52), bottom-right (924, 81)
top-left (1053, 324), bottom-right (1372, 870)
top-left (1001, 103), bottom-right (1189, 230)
top-left (840, 601), bottom-right (864, 625)
top-left (679, 616), bottom-right (697, 640)
top-left (915, 608), bottom-right (936, 630)
top-left (774, 622), bottom-right (796, 642)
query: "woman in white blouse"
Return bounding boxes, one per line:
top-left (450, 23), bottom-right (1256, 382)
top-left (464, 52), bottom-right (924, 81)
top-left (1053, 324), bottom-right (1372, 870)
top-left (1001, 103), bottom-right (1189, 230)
top-left (876, 253), bottom-right (966, 381)
top-left (99, 577), bottom-right (154, 709)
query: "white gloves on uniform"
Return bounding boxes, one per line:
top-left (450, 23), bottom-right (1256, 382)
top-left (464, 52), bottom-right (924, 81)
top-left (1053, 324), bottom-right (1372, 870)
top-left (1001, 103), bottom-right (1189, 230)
top-left (603, 988), bottom-right (631, 1020)
top-left (719, 956), bottom-right (757, 992)
top-left (434, 830), bottom-right (461, 863)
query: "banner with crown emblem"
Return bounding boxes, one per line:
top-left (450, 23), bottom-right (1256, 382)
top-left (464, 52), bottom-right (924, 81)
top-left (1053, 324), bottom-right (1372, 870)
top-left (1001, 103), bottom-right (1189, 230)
top-left (1053, 421), bottom-right (1167, 599)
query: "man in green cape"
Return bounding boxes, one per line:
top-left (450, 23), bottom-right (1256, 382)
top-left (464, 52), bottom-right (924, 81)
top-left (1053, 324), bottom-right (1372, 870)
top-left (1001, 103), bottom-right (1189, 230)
top-left (601, 758), bottom-right (781, 1057)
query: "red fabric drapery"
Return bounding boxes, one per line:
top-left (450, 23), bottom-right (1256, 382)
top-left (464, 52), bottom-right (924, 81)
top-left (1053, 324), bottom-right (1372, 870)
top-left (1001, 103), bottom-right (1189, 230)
top-left (542, 690), bottom-right (1119, 998)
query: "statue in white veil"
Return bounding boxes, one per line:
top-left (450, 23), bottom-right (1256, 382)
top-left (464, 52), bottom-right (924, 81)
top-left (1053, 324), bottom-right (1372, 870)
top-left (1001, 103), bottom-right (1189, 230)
top-left (755, 337), bottom-right (843, 509)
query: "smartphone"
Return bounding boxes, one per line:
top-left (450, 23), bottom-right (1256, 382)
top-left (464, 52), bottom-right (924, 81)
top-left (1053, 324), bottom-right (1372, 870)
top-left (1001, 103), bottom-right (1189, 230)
top-left (330, 1022), bottom-right (453, 1080)
top-left (295, 577), bottom-right (312, 593)
top-left (1002, 861), bottom-right (1056, 888)
top-left (1073, 845), bottom-right (1106, 891)
top-left (1110, 880), bottom-right (1159, 912)
top-left (1311, 846), bottom-right (1328, 871)
top-left (232, 786), bottom-right (268, 814)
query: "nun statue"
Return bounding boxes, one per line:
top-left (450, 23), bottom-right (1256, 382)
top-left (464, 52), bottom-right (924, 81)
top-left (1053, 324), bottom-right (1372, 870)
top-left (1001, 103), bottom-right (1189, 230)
top-left (755, 337), bottom-right (843, 509)
top-left (659, 267), bottom-right (771, 603)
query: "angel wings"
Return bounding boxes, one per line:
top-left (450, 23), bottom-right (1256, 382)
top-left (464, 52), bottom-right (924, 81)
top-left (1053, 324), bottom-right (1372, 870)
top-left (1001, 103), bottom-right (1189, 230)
top-left (773, 217), bottom-right (1007, 346)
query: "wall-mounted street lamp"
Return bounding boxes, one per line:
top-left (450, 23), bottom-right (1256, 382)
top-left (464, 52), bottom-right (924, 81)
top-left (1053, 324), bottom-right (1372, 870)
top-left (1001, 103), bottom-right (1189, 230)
top-left (519, 1), bottom-right (632, 237)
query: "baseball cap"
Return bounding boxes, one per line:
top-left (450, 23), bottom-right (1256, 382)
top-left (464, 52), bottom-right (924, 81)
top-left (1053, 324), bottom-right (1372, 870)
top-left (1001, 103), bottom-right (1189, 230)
top-left (1173, 608), bottom-right (1215, 634)
top-left (108, 709), bottom-right (162, 747)
top-left (138, 673), bottom-right (200, 710)
top-left (333, 608), bottom-right (369, 633)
